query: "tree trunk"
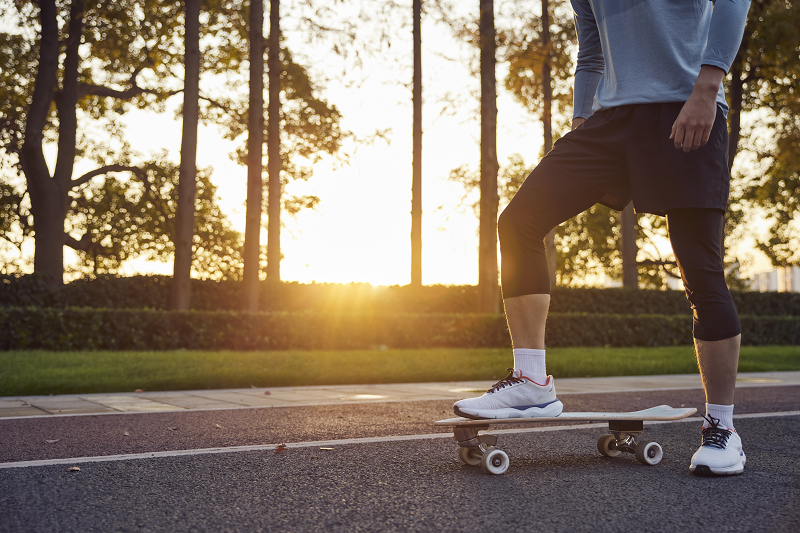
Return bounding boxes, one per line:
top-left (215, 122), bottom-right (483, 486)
top-left (541, 0), bottom-right (557, 288)
top-left (243, 0), bottom-right (265, 311)
top-left (727, 59), bottom-right (744, 176)
top-left (721, 33), bottom-right (748, 263)
top-left (410, 0), bottom-right (423, 288)
top-left (478, 0), bottom-right (500, 313)
top-left (21, 0), bottom-right (75, 286)
top-left (620, 202), bottom-right (638, 289)
top-left (28, 179), bottom-right (68, 285)
top-left (266, 0), bottom-right (282, 282)
top-left (171, 0), bottom-right (201, 310)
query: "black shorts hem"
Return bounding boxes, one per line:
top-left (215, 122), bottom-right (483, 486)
top-left (692, 326), bottom-right (742, 342)
top-left (502, 286), bottom-right (552, 299)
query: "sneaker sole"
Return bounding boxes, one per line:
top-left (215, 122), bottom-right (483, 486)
top-left (454, 400), bottom-right (564, 420)
top-left (690, 456), bottom-right (746, 477)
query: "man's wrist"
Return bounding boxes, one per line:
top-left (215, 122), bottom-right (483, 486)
top-left (693, 65), bottom-right (726, 96)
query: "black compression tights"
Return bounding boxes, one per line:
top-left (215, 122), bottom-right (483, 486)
top-left (498, 172), bottom-right (741, 342)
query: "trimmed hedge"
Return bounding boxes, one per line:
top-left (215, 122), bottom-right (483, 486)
top-left (2, 275), bottom-right (800, 315)
top-left (1, 307), bottom-right (798, 351)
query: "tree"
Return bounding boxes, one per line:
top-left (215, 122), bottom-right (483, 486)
top-left (620, 203), bottom-right (638, 289)
top-left (171, 0), bottom-right (202, 310)
top-left (725, 0), bottom-right (800, 267)
top-left (243, 0), bottom-right (265, 311)
top-left (266, 0), bottom-right (282, 282)
top-left (540, 0), bottom-right (557, 287)
top-left (478, 0), bottom-right (500, 313)
top-left (0, 0), bottom-right (184, 285)
top-left (411, 0), bottom-right (423, 287)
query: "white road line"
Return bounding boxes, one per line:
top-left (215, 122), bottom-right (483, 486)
top-left (2, 410), bottom-right (798, 470)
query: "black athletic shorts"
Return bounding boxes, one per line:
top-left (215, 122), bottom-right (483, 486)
top-left (536, 102), bottom-right (730, 215)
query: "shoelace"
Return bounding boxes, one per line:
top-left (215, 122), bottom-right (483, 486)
top-left (487, 368), bottom-right (524, 393)
top-left (701, 415), bottom-right (732, 449)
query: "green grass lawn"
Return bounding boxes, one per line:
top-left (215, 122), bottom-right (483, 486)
top-left (1, 345), bottom-right (798, 396)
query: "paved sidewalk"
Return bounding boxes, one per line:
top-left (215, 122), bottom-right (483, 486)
top-left (2, 371), bottom-right (799, 418)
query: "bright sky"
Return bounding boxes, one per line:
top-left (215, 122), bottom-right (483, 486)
top-left (5, 2), bottom-right (776, 286)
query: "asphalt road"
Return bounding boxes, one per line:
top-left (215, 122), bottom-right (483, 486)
top-left (3, 386), bottom-right (799, 463)
top-left (2, 387), bottom-right (799, 532)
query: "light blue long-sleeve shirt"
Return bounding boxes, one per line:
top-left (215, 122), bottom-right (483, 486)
top-left (571, 0), bottom-right (751, 119)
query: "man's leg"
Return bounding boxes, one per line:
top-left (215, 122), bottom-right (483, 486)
top-left (503, 294), bottom-right (549, 349)
top-left (453, 169), bottom-right (605, 419)
top-left (667, 208), bottom-right (745, 475)
top-left (695, 335), bottom-right (741, 406)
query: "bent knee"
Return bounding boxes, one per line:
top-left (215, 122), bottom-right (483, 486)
top-left (498, 198), bottom-right (549, 247)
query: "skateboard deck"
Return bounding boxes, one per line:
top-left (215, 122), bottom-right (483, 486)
top-left (435, 405), bottom-right (697, 475)
top-left (435, 405), bottom-right (696, 427)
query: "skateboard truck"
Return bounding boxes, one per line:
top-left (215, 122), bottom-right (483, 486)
top-left (597, 420), bottom-right (663, 466)
top-left (453, 425), bottom-right (508, 475)
top-left (453, 425), bottom-right (496, 450)
top-left (606, 420), bottom-right (643, 454)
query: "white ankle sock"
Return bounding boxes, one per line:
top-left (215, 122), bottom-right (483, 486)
top-left (513, 348), bottom-right (547, 384)
top-left (704, 403), bottom-right (734, 430)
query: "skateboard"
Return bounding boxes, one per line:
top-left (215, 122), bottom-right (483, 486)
top-left (434, 405), bottom-right (697, 475)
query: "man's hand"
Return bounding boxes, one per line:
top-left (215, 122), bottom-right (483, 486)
top-left (670, 65), bottom-right (726, 153)
top-left (571, 117), bottom-right (586, 131)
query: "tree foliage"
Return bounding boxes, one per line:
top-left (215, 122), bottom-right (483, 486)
top-left (503, 0), bottom-right (576, 137)
top-left (69, 155), bottom-right (241, 279)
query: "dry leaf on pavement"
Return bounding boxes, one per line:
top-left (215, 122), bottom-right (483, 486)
top-left (68, 467), bottom-right (80, 472)
top-left (167, 427), bottom-right (177, 431)
top-left (122, 431), bottom-right (130, 436)
top-left (45, 439), bottom-right (60, 444)
top-left (274, 444), bottom-right (288, 453)
top-left (215, 424), bottom-right (222, 429)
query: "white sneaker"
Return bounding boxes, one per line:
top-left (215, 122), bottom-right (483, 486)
top-left (453, 369), bottom-right (563, 420)
top-left (689, 416), bottom-right (746, 476)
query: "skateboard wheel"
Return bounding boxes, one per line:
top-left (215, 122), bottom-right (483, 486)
top-left (480, 447), bottom-right (509, 475)
top-left (635, 441), bottom-right (663, 466)
top-left (458, 447), bottom-right (482, 466)
top-left (597, 434), bottom-right (621, 457)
